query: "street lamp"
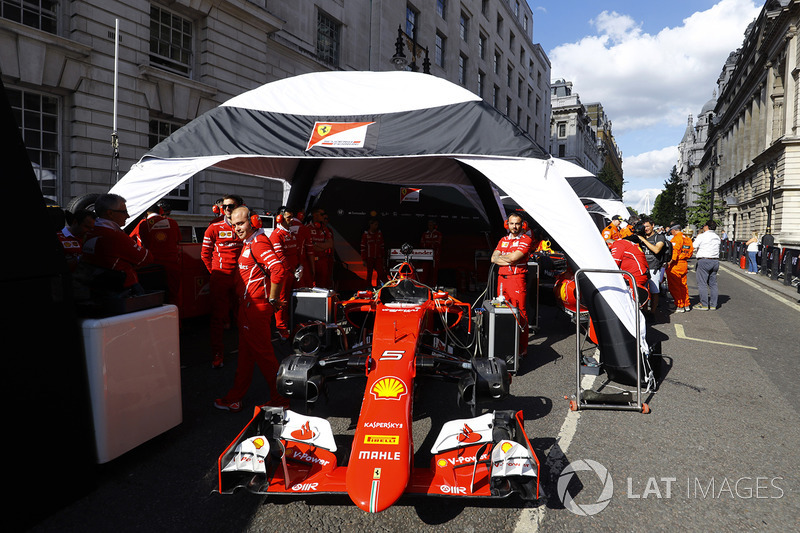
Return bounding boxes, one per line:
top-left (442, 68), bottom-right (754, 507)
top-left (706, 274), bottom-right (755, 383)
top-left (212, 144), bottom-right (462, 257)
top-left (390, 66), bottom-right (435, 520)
top-left (764, 161), bottom-right (776, 246)
top-left (390, 26), bottom-right (407, 70)
top-left (709, 154), bottom-right (721, 221)
top-left (390, 25), bottom-right (431, 74)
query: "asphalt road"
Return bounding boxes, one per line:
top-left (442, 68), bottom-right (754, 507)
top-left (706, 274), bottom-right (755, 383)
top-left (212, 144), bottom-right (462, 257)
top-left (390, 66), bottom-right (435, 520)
top-left (27, 261), bottom-right (800, 532)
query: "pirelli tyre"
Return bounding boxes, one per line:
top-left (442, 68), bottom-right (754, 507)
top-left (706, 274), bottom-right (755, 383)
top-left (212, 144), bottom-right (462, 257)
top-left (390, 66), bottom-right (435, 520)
top-left (65, 193), bottom-right (101, 214)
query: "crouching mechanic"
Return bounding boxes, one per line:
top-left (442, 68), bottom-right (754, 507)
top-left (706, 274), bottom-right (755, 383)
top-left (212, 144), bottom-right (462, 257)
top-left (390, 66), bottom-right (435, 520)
top-left (214, 207), bottom-right (288, 413)
top-left (491, 212), bottom-right (532, 357)
top-left (610, 232), bottom-right (651, 310)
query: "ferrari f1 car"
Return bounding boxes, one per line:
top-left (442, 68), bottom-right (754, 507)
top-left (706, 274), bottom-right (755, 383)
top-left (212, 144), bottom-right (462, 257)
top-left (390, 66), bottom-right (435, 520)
top-left (216, 247), bottom-right (539, 513)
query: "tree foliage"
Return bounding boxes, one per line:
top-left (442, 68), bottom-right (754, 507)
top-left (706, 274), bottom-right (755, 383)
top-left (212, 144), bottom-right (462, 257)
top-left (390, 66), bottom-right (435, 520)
top-left (685, 182), bottom-right (725, 228)
top-left (651, 165), bottom-right (686, 227)
top-left (597, 165), bottom-right (622, 197)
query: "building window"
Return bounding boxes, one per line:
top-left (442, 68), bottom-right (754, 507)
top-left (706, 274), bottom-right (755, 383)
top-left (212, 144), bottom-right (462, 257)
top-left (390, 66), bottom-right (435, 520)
top-left (558, 122), bottom-right (567, 138)
top-left (481, 0), bottom-right (488, 16)
top-left (406, 5), bottom-right (419, 40)
top-left (523, 14), bottom-right (528, 32)
top-left (317, 11), bottom-right (341, 67)
top-left (478, 32), bottom-right (487, 60)
top-left (150, 5), bottom-right (193, 76)
top-left (435, 32), bottom-right (445, 67)
top-left (436, 0), bottom-right (446, 19)
top-left (493, 51), bottom-right (500, 74)
top-left (458, 54), bottom-right (467, 86)
top-left (478, 70), bottom-right (485, 98)
top-left (514, 1), bottom-right (520, 17)
top-left (149, 118), bottom-right (190, 210)
top-left (459, 12), bottom-right (469, 41)
top-left (492, 85), bottom-right (499, 108)
top-left (558, 144), bottom-right (566, 157)
top-left (1, 0), bottom-right (57, 33)
top-left (507, 65), bottom-right (513, 87)
top-left (509, 32), bottom-right (515, 51)
top-left (8, 87), bottom-right (60, 202)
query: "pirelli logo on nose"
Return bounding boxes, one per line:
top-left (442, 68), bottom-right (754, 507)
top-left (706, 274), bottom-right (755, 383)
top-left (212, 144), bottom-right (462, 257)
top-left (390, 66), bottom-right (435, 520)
top-left (364, 435), bottom-right (400, 445)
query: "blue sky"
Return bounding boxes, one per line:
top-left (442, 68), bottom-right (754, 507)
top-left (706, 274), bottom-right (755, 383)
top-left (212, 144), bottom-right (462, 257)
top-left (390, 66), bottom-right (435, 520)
top-left (527, 0), bottom-right (763, 212)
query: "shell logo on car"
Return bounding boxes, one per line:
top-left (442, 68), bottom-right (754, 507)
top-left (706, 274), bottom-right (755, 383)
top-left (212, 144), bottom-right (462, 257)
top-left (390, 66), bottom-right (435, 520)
top-left (370, 377), bottom-right (407, 400)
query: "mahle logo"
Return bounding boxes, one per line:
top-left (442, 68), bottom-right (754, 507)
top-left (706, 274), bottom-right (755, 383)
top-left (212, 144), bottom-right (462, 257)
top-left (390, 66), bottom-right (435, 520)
top-left (557, 459), bottom-right (613, 516)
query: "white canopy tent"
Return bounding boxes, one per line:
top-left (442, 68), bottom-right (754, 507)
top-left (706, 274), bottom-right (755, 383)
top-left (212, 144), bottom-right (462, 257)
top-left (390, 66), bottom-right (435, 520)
top-left (109, 71), bottom-right (649, 380)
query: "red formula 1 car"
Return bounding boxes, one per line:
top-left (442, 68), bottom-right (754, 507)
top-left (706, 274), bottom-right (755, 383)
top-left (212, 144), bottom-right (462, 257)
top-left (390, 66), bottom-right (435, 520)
top-left (216, 252), bottom-right (539, 513)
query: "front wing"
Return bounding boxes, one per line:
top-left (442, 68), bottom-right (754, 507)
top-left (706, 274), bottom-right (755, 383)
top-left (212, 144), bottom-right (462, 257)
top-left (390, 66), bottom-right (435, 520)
top-left (216, 408), bottom-right (539, 506)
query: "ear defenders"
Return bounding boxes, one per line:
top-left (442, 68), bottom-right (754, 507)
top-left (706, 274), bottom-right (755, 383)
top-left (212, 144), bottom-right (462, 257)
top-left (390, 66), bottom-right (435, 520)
top-left (276, 206), bottom-right (291, 225)
top-left (504, 216), bottom-right (528, 232)
top-left (250, 210), bottom-right (262, 229)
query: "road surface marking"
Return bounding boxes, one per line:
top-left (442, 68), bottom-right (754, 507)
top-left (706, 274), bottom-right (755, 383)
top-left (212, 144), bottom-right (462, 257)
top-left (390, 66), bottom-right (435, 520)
top-left (514, 374), bottom-right (596, 533)
top-left (674, 324), bottom-right (757, 350)
top-left (727, 268), bottom-right (800, 312)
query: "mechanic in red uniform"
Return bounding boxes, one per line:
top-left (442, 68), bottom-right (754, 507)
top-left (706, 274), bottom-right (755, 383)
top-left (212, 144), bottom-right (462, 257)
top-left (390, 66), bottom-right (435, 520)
top-left (419, 219), bottom-right (443, 286)
top-left (308, 208), bottom-right (334, 288)
top-left (601, 215), bottom-right (624, 246)
top-left (610, 233), bottom-right (651, 309)
top-left (202, 194), bottom-right (244, 368)
top-left (491, 212), bottom-right (532, 357)
top-left (130, 201), bottom-right (182, 305)
top-left (57, 208), bottom-right (96, 271)
top-left (80, 193), bottom-right (153, 294)
top-left (269, 206), bottom-right (300, 339)
top-left (214, 206), bottom-right (287, 413)
top-left (290, 211), bottom-right (315, 288)
top-left (361, 218), bottom-right (386, 288)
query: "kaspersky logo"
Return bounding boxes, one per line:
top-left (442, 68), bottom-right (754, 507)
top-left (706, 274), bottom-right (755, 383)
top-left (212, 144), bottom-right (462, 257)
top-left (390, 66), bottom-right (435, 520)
top-left (370, 377), bottom-right (408, 400)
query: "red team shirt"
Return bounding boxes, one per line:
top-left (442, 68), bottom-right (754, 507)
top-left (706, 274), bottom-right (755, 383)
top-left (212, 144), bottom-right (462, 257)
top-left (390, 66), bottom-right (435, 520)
top-left (237, 229), bottom-right (286, 301)
top-left (81, 218), bottom-right (153, 287)
top-left (360, 230), bottom-right (384, 261)
top-left (202, 219), bottom-right (243, 273)
top-left (269, 224), bottom-right (299, 278)
top-left (494, 234), bottom-right (533, 275)
top-left (610, 238), bottom-right (649, 289)
top-left (57, 228), bottom-right (83, 265)
top-left (420, 229), bottom-right (443, 259)
top-left (130, 213), bottom-right (181, 264)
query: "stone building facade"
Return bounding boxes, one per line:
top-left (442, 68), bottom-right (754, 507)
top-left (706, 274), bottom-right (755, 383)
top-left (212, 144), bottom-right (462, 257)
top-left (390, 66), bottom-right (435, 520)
top-left (586, 102), bottom-right (623, 194)
top-left (679, 0), bottom-right (800, 246)
top-left (1, 0), bottom-right (550, 218)
top-left (549, 79), bottom-right (603, 178)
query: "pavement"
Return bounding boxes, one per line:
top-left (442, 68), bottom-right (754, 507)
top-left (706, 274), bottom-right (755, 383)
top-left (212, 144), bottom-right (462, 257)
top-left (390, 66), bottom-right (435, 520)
top-left (24, 258), bottom-right (799, 532)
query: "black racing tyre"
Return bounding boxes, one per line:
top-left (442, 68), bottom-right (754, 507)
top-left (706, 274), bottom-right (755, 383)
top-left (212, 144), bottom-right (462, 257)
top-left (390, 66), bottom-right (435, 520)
top-left (65, 193), bottom-right (101, 214)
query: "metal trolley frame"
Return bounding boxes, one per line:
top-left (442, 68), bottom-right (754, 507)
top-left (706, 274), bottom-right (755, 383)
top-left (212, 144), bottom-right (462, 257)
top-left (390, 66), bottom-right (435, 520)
top-left (568, 267), bottom-right (650, 414)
